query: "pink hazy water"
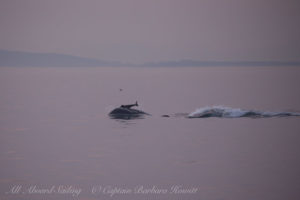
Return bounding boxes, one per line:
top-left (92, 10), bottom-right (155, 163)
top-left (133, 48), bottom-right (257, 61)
top-left (0, 66), bottom-right (300, 200)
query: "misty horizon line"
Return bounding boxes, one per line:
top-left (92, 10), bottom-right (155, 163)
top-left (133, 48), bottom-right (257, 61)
top-left (1, 49), bottom-right (300, 67)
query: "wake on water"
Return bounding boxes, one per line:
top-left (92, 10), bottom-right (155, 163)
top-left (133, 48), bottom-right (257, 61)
top-left (188, 106), bottom-right (300, 119)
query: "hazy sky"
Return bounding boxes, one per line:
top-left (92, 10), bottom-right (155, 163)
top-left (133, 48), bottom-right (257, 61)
top-left (0, 0), bottom-right (299, 63)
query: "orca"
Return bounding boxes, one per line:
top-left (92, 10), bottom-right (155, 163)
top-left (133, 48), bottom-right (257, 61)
top-left (120, 101), bottom-right (138, 109)
top-left (109, 101), bottom-right (150, 119)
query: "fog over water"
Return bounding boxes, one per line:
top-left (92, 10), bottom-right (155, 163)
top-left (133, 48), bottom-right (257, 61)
top-left (1, 0), bottom-right (300, 199)
top-left (1, 0), bottom-right (300, 63)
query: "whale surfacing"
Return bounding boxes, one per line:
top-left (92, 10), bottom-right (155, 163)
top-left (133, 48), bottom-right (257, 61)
top-left (109, 102), bottom-right (149, 119)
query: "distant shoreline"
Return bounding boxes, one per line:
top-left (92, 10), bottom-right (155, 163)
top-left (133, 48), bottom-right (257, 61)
top-left (1, 50), bottom-right (300, 67)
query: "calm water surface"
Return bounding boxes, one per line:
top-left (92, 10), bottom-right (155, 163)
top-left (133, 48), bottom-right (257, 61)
top-left (0, 66), bottom-right (300, 200)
